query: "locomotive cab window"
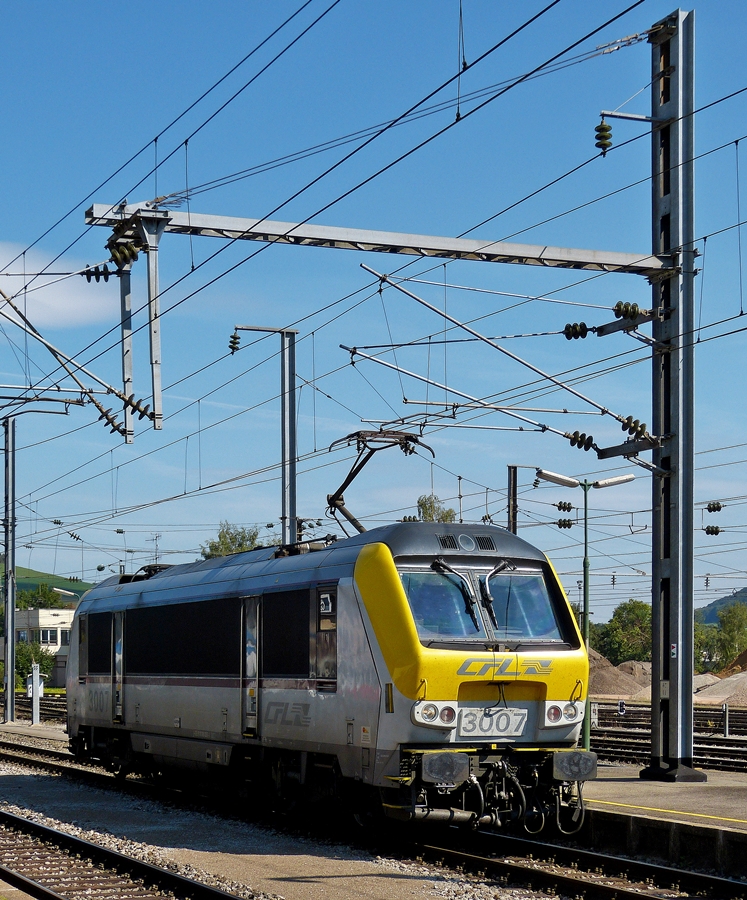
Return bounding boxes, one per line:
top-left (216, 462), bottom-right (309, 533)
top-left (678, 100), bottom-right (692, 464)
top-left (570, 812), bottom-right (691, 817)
top-left (478, 568), bottom-right (564, 643)
top-left (399, 569), bottom-right (487, 643)
top-left (316, 587), bottom-right (337, 690)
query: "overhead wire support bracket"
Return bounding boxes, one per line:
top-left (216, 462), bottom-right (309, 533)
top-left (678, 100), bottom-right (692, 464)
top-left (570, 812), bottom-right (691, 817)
top-left (596, 436), bottom-right (660, 459)
top-left (595, 309), bottom-right (659, 336)
top-left (599, 109), bottom-right (669, 124)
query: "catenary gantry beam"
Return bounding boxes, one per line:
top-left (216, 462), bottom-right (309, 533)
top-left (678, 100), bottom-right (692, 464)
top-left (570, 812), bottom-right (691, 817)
top-left (86, 204), bottom-right (671, 278)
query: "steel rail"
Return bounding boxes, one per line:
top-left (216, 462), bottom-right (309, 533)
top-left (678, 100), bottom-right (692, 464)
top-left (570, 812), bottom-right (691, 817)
top-left (0, 862), bottom-right (69, 900)
top-left (419, 838), bottom-right (747, 900)
top-left (0, 808), bottom-right (243, 900)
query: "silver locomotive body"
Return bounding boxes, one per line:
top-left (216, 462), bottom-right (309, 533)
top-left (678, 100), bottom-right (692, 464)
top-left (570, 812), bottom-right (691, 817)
top-left (68, 522), bottom-right (595, 830)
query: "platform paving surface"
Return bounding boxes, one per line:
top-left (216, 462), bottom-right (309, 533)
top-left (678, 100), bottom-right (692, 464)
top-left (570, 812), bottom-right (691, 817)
top-left (585, 762), bottom-right (747, 831)
top-left (0, 722), bottom-right (67, 743)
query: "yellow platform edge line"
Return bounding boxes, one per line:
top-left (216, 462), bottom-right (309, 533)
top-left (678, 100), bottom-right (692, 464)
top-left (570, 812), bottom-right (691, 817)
top-left (587, 798), bottom-right (747, 825)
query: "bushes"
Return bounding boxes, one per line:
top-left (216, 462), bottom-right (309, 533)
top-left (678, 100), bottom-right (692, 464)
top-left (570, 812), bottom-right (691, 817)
top-left (14, 641), bottom-right (55, 684)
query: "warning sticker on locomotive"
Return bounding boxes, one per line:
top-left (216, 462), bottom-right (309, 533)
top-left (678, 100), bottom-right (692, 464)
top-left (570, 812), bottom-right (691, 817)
top-left (457, 707), bottom-right (527, 738)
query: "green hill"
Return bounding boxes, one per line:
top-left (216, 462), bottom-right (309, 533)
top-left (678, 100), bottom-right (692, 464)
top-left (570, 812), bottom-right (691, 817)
top-left (695, 587), bottom-right (747, 625)
top-left (1, 565), bottom-right (92, 601)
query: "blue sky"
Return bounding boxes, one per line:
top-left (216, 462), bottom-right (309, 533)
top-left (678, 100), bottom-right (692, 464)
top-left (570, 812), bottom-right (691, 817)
top-left (1, 1), bottom-right (745, 619)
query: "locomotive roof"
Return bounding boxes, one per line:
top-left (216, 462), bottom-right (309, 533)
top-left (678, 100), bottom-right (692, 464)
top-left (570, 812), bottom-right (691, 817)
top-left (78, 521), bottom-right (547, 613)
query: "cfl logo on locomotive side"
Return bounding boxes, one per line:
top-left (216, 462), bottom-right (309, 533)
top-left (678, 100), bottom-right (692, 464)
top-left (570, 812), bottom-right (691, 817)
top-left (264, 701), bottom-right (312, 727)
top-left (457, 658), bottom-right (554, 677)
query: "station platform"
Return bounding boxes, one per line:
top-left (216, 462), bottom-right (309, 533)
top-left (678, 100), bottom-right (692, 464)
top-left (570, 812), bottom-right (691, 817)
top-left (585, 762), bottom-right (747, 833)
top-left (582, 762), bottom-right (747, 876)
top-left (0, 721), bottom-right (67, 743)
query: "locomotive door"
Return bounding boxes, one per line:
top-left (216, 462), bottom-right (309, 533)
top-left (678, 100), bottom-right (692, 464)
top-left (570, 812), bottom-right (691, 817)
top-left (242, 596), bottom-right (260, 737)
top-left (112, 611), bottom-right (124, 723)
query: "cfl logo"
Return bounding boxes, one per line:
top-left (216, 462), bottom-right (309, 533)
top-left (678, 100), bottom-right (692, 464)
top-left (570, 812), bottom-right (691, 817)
top-left (264, 701), bottom-right (311, 727)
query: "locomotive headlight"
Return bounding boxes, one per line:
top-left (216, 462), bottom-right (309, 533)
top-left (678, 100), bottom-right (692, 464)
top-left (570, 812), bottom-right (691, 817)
top-left (421, 703), bottom-right (439, 722)
top-left (544, 701), bottom-right (582, 727)
top-left (439, 706), bottom-right (456, 725)
top-left (411, 701), bottom-right (458, 729)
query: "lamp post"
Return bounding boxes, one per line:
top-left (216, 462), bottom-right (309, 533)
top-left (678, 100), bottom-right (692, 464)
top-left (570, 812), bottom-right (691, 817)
top-left (536, 468), bottom-right (635, 750)
top-left (3, 408), bottom-right (71, 723)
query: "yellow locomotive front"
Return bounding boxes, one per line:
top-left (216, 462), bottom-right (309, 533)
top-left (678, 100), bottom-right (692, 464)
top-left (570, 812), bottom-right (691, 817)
top-left (354, 525), bottom-right (596, 832)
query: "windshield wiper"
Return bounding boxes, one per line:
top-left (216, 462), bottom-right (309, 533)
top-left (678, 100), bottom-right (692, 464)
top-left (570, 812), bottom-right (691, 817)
top-left (431, 557), bottom-right (480, 631)
top-left (480, 560), bottom-right (516, 629)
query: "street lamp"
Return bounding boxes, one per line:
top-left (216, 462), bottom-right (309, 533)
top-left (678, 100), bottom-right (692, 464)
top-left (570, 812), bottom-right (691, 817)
top-left (536, 468), bottom-right (635, 750)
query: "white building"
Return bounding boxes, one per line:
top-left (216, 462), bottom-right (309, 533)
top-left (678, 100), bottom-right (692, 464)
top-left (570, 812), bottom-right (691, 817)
top-left (14, 608), bottom-right (75, 687)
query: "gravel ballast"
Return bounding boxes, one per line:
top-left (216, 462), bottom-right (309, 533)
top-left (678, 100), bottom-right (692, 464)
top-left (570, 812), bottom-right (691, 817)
top-left (0, 760), bottom-right (554, 900)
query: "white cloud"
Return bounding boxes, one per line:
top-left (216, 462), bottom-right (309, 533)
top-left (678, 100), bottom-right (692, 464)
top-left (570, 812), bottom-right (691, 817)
top-left (0, 243), bottom-right (119, 329)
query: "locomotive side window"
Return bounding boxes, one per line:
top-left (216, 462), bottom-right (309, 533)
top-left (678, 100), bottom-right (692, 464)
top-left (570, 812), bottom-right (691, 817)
top-left (88, 612), bottom-right (113, 675)
top-left (316, 587), bottom-right (337, 690)
top-left (125, 596), bottom-right (240, 676)
top-left (479, 569), bottom-right (564, 642)
top-left (400, 570), bottom-right (487, 641)
top-left (262, 589), bottom-right (310, 678)
top-left (78, 616), bottom-right (88, 675)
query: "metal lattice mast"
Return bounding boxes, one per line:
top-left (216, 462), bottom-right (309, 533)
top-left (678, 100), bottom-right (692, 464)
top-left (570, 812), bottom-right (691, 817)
top-left (641, 9), bottom-right (703, 782)
top-left (3, 418), bottom-right (15, 723)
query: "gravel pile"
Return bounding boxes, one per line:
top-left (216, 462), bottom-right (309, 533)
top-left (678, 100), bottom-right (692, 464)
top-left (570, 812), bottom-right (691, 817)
top-left (616, 661), bottom-right (651, 686)
top-left (589, 665), bottom-right (642, 698)
top-left (588, 647), bottom-right (610, 670)
top-left (588, 649), bottom-right (646, 698)
top-left (693, 670), bottom-right (747, 705)
top-left (693, 673), bottom-right (721, 691)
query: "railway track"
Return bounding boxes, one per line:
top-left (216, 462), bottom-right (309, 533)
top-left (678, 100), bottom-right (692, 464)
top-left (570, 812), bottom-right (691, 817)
top-left (594, 701), bottom-right (747, 736)
top-left (592, 728), bottom-right (747, 770)
top-left (415, 830), bottom-right (747, 900)
top-left (0, 808), bottom-right (246, 900)
top-left (1, 693), bottom-right (67, 723)
top-left (3, 733), bottom-right (747, 899)
top-left (0, 736), bottom-right (160, 800)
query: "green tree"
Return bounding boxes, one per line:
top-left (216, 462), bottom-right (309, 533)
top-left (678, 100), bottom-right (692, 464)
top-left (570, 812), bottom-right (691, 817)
top-left (694, 622), bottom-right (719, 672)
top-left (16, 583), bottom-right (65, 609)
top-left (597, 598), bottom-right (652, 665)
top-left (417, 494), bottom-right (456, 523)
top-left (717, 602), bottom-right (747, 665)
top-left (15, 641), bottom-right (55, 684)
top-left (201, 521), bottom-right (260, 559)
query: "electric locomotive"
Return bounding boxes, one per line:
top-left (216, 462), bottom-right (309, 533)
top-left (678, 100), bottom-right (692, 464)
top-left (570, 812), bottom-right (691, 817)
top-left (67, 521), bottom-right (595, 831)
